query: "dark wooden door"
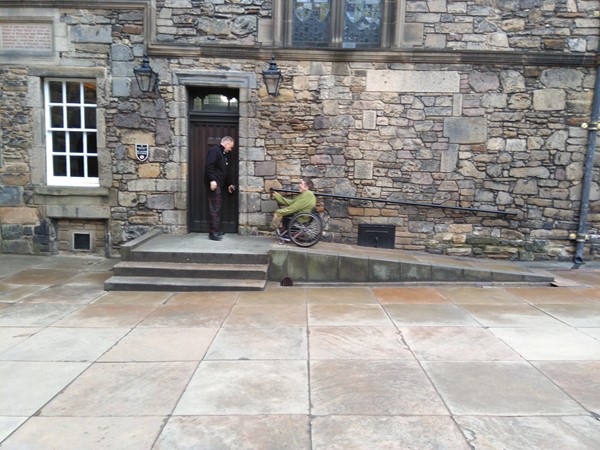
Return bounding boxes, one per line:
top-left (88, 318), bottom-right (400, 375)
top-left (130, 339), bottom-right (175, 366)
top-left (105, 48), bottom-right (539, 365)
top-left (189, 119), bottom-right (239, 233)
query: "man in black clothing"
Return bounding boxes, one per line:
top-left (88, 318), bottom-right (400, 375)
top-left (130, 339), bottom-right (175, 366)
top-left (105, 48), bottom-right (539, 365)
top-left (204, 136), bottom-right (236, 241)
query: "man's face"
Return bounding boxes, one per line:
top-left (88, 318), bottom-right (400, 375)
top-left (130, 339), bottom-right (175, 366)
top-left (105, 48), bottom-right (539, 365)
top-left (223, 141), bottom-right (234, 153)
top-left (299, 180), bottom-right (307, 192)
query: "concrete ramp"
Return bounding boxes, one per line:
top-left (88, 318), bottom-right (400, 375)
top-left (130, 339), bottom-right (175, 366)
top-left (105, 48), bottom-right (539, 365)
top-left (104, 232), bottom-right (553, 291)
top-left (270, 241), bottom-right (554, 285)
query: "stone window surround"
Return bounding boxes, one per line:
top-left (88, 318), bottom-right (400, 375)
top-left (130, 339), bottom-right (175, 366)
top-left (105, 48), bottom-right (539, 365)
top-left (28, 67), bottom-right (111, 219)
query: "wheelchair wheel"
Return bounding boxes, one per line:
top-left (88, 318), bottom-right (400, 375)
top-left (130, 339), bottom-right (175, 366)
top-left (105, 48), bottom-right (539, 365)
top-left (287, 212), bottom-right (323, 247)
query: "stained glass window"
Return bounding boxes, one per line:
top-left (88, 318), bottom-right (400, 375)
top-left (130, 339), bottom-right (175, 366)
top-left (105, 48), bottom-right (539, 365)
top-left (289, 0), bottom-right (384, 48)
top-left (343, 0), bottom-right (381, 48)
top-left (292, 0), bottom-right (331, 47)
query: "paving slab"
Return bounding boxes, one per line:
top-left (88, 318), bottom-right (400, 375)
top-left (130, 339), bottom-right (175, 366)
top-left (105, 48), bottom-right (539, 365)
top-left (455, 415), bottom-right (600, 450)
top-left (205, 326), bottom-right (307, 360)
top-left (309, 326), bottom-right (412, 360)
top-left (401, 326), bottom-right (522, 361)
top-left (0, 327), bottom-right (128, 362)
top-left (40, 362), bottom-right (196, 416)
top-left (0, 361), bottom-right (90, 416)
top-left (422, 361), bottom-right (586, 415)
top-left (490, 326), bottom-right (600, 360)
top-left (533, 361), bottom-right (600, 413)
top-left (154, 415), bottom-right (310, 450)
top-left (312, 416), bottom-right (471, 450)
top-left (98, 327), bottom-right (219, 362)
top-left (0, 416), bottom-right (164, 450)
top-left (310, 360), bottom-right (448, 415)
top-left (385, 304), bottom-right (480, 326)
top-left (174, 360), bottom-right (309, 415)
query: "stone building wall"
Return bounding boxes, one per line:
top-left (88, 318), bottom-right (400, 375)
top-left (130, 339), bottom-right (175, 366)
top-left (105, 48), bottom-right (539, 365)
top-left (0, 0), bottom-right (599, 260)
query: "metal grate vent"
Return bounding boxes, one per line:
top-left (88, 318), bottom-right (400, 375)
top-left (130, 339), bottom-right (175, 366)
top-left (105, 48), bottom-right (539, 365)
top-left (73, 232), bottom-right (92, 251)
top-left (357, 224), bottom-right (395, 249)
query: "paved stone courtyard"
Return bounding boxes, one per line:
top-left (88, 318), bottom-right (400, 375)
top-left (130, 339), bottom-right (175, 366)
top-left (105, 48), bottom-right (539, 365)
top-left (1, 254), bottom-right (600, 449)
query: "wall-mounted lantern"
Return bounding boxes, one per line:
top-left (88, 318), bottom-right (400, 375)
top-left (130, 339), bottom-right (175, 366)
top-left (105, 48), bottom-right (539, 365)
top-left (262, 55), bottom-right (283, 96)
top-left (133, 55), bottom-right (159, 94)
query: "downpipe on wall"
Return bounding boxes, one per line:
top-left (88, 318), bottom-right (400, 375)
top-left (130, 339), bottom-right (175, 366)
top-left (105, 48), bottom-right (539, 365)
top-left (574, 36), bottom-right (600, 266)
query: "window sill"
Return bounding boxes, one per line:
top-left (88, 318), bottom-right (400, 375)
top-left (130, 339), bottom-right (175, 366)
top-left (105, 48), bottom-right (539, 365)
top-left (34, 186), bottom-right (110, 197)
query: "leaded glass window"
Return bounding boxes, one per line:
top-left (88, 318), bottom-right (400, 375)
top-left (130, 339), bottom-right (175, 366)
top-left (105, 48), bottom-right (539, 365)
top-left (288, 0), bottom-right (386, 49)
top-left (292, 0), bottom-right (331, 47)
top-left (343, 0), bottom-right (381, 48)
top-left (191, 93), bottom-right (239, 114)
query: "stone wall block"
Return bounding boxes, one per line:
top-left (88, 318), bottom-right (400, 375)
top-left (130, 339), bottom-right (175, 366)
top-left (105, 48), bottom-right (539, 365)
top-left (354, 161), bottom-right (374, 180)
top-left (540, 68), bottom-right (583, 89)
top-left (443, 117), bottom-right (487, 143)
top-left (367, 70), bottom-right (460, 93)
top-left (533, 89), bottom-right (566, 111)
top-left (469, 72), bottom-right (500, 92)
top-left (500, 70), bottom-right (525, 93)
top-left (255, 161), bottom-right (276, 176)
top-left (0, 186), bottom-right (22, 206)
top-left (71, 25), bottom-right (113, 43)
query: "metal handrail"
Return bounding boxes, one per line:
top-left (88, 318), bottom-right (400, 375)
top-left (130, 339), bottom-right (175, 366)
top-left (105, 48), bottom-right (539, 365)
top-left (272, 188), bottom-right (517, 216)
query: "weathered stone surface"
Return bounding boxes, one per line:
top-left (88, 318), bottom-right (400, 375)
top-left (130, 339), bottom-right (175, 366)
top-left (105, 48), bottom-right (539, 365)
top-left (443, 118), bottom-right (487, 143)
top-left (367, 71), bottom-right (460, 93)
top-left (533, 89), bottom-right (567, 111)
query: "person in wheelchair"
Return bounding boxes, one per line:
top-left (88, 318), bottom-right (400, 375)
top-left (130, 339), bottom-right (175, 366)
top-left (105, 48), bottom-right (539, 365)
top-left (271, 177), bottom-right (317, 241)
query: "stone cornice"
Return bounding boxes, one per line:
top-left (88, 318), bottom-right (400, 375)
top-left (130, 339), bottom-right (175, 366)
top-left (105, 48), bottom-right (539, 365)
top-left (150, 44), bottom-right (598, 68)
top-left (0, 0), bottom-right (148, 8)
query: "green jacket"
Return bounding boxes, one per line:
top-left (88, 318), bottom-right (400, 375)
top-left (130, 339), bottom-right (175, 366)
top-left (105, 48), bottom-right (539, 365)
top-left (274, 190), bottom-right (316, 217)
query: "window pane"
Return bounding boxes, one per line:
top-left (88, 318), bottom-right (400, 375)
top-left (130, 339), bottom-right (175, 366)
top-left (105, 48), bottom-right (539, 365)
top-left (52, 132), bottom-right (66, 152)
top-left (202, 94), bottom-right (237, 112)
top-left (49, 81), bottom-right (63, 103)
top-left (83, 82), bottom-right (97, 103)
top-left (343, 0), bottom-right (382, 48)
top-left (292, 0), bottom-right (331, 47)
top-left (70, 156), bottom-right (84, 177)
top-left (53, 156), bottom-right (67, 176)
top-left (70, 132), bottom-right (84, 153)
top-left (87, 133), bottom-right (97, 154)
top-left (67, 107), bottom-right (81, 128)
top-left (84, 107), bottom-right (96, 128)
top-left (88, 156), bottom-right (99, 177)
top-left (50, 106), bottom-right (64, 128)
top-left (66, 82), bottom-right (81, 103)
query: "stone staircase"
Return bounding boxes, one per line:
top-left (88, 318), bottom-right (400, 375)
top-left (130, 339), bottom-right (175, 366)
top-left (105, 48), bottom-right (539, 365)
top-left (104, 231), bottom-right (270, 291)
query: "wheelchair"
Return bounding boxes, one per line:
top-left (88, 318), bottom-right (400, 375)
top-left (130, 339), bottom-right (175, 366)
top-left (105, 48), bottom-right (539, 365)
top-left (276, 208), bottom-right (325, 247)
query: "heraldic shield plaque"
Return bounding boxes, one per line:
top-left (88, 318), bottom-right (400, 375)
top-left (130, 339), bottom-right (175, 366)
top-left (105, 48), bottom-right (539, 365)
top-left (136, 144), bottom-right (149, 162)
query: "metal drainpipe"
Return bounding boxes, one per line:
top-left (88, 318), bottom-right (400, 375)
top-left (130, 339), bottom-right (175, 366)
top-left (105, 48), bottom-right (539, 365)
top-left (574, 46), bottom-right (600, 265)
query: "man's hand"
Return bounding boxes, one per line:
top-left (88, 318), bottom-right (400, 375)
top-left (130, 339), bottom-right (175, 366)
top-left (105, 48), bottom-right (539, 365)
top-left (210, 181), bottom-right (217, 191)
top-left (271, 213), bottom-right (282, 230)
top-left (228, 185), bottom-right (236, 194)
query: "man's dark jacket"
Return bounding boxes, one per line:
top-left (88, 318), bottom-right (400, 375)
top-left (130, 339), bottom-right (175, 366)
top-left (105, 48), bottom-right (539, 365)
top-left (205, 144), bottom-right (231, 187)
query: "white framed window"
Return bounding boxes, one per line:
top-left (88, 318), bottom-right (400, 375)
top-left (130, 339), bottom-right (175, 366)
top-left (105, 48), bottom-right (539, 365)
top-left (44, 79), bottom-right (98, 186)
top-left (278, 0), bottom-right (400, 49)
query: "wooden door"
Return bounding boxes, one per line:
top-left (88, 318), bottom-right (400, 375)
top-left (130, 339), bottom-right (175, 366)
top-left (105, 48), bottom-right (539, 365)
top-left (188, 119), bottom-right (239, 233)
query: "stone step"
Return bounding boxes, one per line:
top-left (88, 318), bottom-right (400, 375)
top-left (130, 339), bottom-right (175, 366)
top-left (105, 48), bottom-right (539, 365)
top-left (126, 250), bottom-right (269, 265)
top-left (112, 261), bottom-right (268, 280)
top-left (104, 275), bottom-right (267, 292)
